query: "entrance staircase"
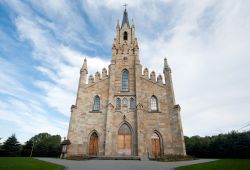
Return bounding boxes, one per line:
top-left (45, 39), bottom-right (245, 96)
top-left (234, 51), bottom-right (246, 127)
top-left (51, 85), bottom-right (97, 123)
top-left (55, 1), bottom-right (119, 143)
top-left (90, 156), bottom-right (141, 160)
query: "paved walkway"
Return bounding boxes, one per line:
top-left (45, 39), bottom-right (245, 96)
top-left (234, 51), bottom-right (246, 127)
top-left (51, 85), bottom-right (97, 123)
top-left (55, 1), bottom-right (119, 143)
top-left (36, 158), bottom-right (217, 170)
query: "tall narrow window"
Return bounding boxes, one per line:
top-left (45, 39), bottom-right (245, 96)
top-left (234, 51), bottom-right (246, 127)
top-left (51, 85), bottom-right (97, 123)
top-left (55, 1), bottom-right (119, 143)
top-left (123, 31), bottom-right (128, 40)
top-left (93, 96), bottom-right (100, 111)
top-left (130, 98), bottom-right (135, 109)
top-left (116, 98), bottom-right (121, 110)
top-left (122, 69), bottom-right (129, 91)
top-left (150, 96), bottom-right (158, 111)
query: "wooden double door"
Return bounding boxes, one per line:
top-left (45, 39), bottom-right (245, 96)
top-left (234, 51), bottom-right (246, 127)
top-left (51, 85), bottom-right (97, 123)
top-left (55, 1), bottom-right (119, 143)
top-left (117, 124), bottom-right (132, 155)
top-left (89, 132), bottom-right (98, 155)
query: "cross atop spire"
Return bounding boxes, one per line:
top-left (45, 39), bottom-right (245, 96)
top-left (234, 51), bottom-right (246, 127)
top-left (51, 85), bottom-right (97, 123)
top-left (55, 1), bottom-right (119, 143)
top-left (121, 4), bottom-right (130, 28)
top-left (123, 3), bottom-right (128, 10)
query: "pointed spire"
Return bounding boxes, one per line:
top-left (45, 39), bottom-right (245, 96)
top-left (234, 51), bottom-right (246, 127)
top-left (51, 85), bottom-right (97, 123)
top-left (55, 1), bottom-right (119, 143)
top-left (121, 8), bottom-right (130, 28)
top-left (164, 58), bottom-right (169, 68)
top-left (116, 19), bottom-right (120, 29)
top-left (81, 58), bottom-right (88, 74)
top-left (132, 18), bottom-right (135, 28)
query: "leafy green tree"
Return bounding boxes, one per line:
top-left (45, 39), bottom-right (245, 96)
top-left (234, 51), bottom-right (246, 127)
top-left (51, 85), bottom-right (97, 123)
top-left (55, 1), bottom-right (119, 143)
top-left (23, 133), bottom-right (62, 157)
top-left (1, 134), bottom-right (21, 156)
top-left (21, 140), bottom-right (33, 156)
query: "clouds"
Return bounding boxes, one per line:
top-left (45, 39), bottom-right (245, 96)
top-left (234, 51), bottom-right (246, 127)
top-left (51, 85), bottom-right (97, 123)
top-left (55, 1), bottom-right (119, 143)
top-left (0, 0), bottom-right (250, 143)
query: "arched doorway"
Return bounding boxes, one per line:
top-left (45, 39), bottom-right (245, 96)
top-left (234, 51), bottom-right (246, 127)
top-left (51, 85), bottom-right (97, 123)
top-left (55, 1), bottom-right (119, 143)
top-left (117, 123), bottom-right (132, 155)
top-left (89, 132), bottom-right (98, 155)
top-left (151, 132), bottom-right (161, 158)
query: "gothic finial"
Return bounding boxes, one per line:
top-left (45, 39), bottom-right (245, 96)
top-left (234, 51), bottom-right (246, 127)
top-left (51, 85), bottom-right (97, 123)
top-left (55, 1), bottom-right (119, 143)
top-left (164, 58), bottom-right (168, 68)
top-left (102, 68), bottom-right (108, 78)
top-left (116, 19), bottom-right (120, 29)
top-left (164, 57), bottom-right (171, 73)
top-left (150, 71), bottom-right (156, 82)
top-left (132, 18), bottom-right (135, 27)
top-left (157, 74), bottom-right (163, 84)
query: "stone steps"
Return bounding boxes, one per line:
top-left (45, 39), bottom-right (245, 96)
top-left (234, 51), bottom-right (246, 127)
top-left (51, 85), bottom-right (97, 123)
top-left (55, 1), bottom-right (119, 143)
top-left (90, 156), bottom-right (141, 160)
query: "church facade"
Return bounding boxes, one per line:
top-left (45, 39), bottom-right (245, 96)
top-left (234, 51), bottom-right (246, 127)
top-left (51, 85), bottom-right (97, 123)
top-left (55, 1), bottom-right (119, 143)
top-left (66, 9), bottom-right (186, 158)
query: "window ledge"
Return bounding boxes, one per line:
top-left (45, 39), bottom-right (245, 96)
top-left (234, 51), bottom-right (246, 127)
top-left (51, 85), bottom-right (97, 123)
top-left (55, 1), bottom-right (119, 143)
top-left (120, 90), bottom-right (129, 92)
top-left (89, 110), bottom-right (102, 113)
top-left (148, 110), bottom-right (161, 113)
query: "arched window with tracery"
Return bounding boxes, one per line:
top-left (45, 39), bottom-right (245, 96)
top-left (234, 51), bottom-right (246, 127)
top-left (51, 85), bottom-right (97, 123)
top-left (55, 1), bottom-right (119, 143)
top-left (116, 98), bottom-right (121, 110)
top-left (122, 69), bottom-right (129, 91)
top-left (150, 95), bottom-right (158, 111)
top-left (93, 96), bottom-right (100, 111)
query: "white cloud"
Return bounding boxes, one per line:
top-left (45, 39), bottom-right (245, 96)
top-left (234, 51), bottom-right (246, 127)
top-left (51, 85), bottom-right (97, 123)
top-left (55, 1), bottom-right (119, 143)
top-left (138, 0), bottom-right (250, 136)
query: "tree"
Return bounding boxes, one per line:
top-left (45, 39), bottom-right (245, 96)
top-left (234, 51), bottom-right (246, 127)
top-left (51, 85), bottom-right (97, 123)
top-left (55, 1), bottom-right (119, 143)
top-left (0, 137), bottom-right (4, 156)
top-left (1, 134), bottom-right (21, 156)
top-left (23, 133), bottom-right (62, 157)
top-left (185, 131), bottom-right (250, 158)
top-left (21, 140), bottom-right (33, 157)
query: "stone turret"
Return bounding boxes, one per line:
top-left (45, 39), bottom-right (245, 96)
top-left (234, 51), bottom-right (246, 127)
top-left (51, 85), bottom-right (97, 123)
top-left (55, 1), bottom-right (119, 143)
top-left (80, 58), bottom-right (88, 85)
top-left (163, 58), bottom-right (175, 105)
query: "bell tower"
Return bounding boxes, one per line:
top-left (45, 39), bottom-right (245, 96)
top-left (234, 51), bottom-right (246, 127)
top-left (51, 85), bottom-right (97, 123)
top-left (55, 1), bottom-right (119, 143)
top-left (111, 8), bottom-right (139, 64)
top-left (105, 7), bottom-right (141, 156)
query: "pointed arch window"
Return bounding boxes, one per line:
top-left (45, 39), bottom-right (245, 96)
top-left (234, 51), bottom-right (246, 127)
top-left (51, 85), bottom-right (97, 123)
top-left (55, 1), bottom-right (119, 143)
top-left (130, 98), bottom-right (135, 109)
top-left (122, 69), bottom-right (129, 91)
top-left (123, 31), bottom-right (128, 40)
top-left (93, 96), bottom-right (100, 111)
top-left (116, 98), bottom-right (121, 110)
top-left (150, 95), bottom-right (158, 111)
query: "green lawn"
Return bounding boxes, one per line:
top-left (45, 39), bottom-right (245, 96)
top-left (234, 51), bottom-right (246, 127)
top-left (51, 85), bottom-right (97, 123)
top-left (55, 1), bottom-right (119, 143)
top-left (176, 159), bottom-right (250, 170)
top-left (0, 157), bottom-right (64, 170)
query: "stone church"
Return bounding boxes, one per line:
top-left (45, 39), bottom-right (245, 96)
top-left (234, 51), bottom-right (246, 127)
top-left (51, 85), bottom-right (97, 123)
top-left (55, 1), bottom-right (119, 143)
top-left (66, 9), bottom-right (186, 158)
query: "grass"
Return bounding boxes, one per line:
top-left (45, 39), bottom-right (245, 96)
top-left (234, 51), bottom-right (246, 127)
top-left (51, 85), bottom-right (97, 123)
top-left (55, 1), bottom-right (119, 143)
top-left (176, 159), bottom-right (250, 170)
top-left (0, 157), bottom-right (64, 170)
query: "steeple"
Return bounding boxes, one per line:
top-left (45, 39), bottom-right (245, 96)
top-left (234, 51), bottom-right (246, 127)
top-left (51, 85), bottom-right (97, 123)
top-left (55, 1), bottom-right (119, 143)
top-left (121, 8), bottom-right (130, 28)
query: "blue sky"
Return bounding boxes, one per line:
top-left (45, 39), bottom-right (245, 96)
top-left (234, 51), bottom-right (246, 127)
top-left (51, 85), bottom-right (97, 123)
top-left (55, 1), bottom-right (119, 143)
top-left (0, 0), bottom-right (250, 143)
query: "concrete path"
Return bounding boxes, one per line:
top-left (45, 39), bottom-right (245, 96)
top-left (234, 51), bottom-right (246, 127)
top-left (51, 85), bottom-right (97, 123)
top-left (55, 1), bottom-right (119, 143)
top-left (36, 158), bottom-right (217, 170)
